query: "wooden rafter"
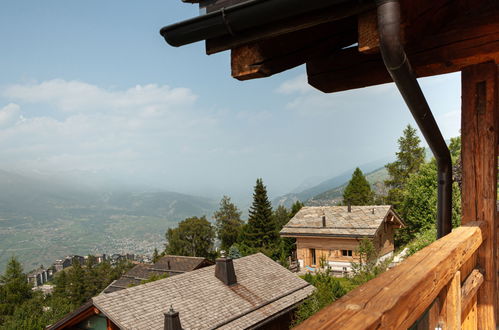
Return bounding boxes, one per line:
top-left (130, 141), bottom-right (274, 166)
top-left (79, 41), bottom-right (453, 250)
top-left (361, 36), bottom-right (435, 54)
top-left (308, 6), bottom-right (499, 93)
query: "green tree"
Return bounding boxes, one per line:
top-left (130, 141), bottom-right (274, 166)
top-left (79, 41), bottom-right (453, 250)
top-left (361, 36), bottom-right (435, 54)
top-left (165, 216), bottom-right (215, 258)
top-left (213, 195), bottom-right (243, 252)
top-left (273, 205), bottom-right (295, 259)
top-left (350, 238), bottom-right (379, 283)
top-left (397, 159), bottom-right (461, 244)
top-left (243, 178), bottom-right (277, 249)
top-left (228, 245), bottom-right (242, 259)
top-left (385, 125), bottom-right (426, 209)
top-left (342, 168), bottom-right (374, 205)
top-left (290, 200), bottom-right (304, 218)
top-left (0, 257), bottom-right (32, 324)
top-left (152, 248), bottom-right (160, 263)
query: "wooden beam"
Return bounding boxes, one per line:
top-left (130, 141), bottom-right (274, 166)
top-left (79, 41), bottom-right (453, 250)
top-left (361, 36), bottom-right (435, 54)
top-left (308, 6), bottom-right (499, 93)
top-left (461, 61), bottom-right (498, 329)
top-left (231, 19), bottom-right (356, 81)
top-left (461, 269), bottom-right (485, 319)
top-left (294, 222), bottom-right (484, 330)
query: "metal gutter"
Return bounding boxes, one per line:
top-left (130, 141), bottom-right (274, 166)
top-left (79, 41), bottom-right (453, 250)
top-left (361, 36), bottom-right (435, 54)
top-left (160, 0), bottom-right (365, 47)
top-left (376, 0), bottom-right (453, 238)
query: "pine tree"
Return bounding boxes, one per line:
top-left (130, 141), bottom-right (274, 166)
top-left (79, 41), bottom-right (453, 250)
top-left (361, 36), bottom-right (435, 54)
top-left (342, 168), bottom-right (374, 205)
top-left (385, 125), bottom-right (426, 209)
top-left (213, 195), bottom-right (243, 252)
top-left (290, 200), bottom-right (304, 218)
top-left (0, 257), bottom-right (32, 320)
top-left (244, 178), bottom-right (277, 249)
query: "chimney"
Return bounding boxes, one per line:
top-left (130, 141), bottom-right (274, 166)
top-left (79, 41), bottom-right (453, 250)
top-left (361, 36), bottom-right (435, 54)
top-left (164, 305), bottom-right (182, 330)
top-left (215, 257), bottom-right (237, 286)
top-left (372, 208), bottom-right (375, 214)
top-left (167, 260), bottom-right (170, 269)
top-left (322, 215), bottom-right (326, 227)
top-left (348, 203), bottom-right (351, 213)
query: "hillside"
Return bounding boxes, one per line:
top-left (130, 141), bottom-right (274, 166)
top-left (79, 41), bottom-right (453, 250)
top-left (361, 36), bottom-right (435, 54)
top-left (272, 159), bottom-right (390, 208)
top-left (0, 170), bottom-right (217, 272)
top-left (306, 167), bottom-right (388, 206)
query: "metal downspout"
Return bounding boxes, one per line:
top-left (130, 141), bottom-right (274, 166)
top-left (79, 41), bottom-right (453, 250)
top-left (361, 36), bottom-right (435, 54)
top-left (375, 0), bottom-right (453, 238)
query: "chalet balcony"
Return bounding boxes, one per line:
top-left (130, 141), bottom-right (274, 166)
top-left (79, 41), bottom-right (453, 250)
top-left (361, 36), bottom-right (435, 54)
top-left (294, 221), bottom-right (488, 329)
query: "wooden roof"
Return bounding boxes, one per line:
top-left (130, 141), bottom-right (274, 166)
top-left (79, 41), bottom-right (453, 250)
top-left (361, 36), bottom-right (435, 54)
top-left (94, 253), bottom-right (313, 329)
top-left (280, 205), bottom-right (403, 238)
top-left (164, 0), bottom-right (499, 93)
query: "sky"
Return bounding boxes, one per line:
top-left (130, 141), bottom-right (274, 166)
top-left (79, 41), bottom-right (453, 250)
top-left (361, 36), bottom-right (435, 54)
top-left (0, 1), bottom-right (461, 203)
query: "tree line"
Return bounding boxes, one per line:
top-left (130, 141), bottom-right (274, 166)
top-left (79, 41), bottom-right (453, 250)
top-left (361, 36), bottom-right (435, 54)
top-left (341, 124), bottom-right (461, 246)
top-left (0, 256), bottom-right (133, 329)
top-left (163, 178), bottom-right (303, 265)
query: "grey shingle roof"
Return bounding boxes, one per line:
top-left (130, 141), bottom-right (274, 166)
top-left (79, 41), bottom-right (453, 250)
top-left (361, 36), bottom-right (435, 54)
top-left (93, 253), bottom-right (313, 329)
top-left (280, 205), bottom-right (400, 237)
top-left (103, 256), bottom-right (214, 294)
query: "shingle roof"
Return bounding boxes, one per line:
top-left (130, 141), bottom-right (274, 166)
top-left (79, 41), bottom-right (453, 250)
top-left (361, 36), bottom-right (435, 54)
top-left (280, 205), bottom-right (401, 238)
top-left (103, 256), bottom-right (214, 293)
top-left (93, 253), bottom-right (314, 329)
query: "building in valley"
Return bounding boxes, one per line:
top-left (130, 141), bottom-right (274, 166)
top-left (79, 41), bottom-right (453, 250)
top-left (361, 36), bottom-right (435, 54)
top-left (47, 253), bottom-right (314, 330)
top-left (102, 255), bottom-right (214, 293)
top-left (280, 205), bottom-right (404, 273)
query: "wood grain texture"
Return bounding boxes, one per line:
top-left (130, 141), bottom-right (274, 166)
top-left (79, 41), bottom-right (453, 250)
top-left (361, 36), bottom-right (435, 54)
top-left (461, 269), bottom-right (484, 320)
top-left (441, 271), bottom-right (461, 329)
top-left (308, 7), bottom-right (499, 92)
top-left (294, 222), bottom-right (484, 330)
top-left (462, 296), bottom-right (478, 330)
top-left (461, 61), bottom-right (498, 329)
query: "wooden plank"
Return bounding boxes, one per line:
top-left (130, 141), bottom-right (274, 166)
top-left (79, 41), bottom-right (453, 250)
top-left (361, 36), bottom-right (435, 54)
top-left (231, 18), bottom-right (356, 81)
top-left (460, 251), bottom-right (478, 285)
top-left (294, 222), bottom-right (485, 330)
top-left (461, 269), bottom-right (485, 319)
top-left (441, 271), bottom-right (461, 329)
top-left (462, 296), bottom-right (478, 330)
top-left (308, 7), bottom-right (499, 93)
top-left (461, 61), bottom-right (498, 329)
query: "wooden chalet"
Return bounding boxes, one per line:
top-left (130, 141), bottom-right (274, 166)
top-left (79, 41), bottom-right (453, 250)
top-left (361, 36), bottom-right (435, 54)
top-left (160, 0), bottom-right (499, 328)
top-left (280, 205), bottom-right (403, 273)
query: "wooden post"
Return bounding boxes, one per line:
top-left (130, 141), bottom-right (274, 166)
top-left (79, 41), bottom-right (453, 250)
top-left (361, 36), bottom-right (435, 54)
top-left (461, 61), bottom-right (498, 329)
top-left (441, 271), bottom-right (461, 329)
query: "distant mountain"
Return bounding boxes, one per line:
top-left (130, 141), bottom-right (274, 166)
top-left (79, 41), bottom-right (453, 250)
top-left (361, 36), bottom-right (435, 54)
top-left (0, 170), bottom-right (217, 273)
top-left (272, 159), bottom-right (391, 208)
top-left (307, 167), bottom-right (388, 206)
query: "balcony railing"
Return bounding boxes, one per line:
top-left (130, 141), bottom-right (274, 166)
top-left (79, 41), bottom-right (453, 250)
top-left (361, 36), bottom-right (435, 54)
top-left (295, 221), bottom-right (486, 329)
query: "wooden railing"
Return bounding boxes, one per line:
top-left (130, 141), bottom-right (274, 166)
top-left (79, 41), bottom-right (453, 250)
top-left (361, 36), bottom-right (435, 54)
top-left (295, 221), bottom-right (487, 330)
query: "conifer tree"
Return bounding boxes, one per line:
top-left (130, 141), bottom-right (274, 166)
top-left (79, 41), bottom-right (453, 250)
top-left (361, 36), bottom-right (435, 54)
top-left (290, 200), bottom-right (304, 218)
top-left (385, 125), bottom-right (425, 209)
top-left (244, 178), bottom-right (277, 249)
top-left (0, 257), bottom-right (32, 320)
top-left (342, 168), bottom-right (374, 205)
top-left (213, 195), bottom-right (243, 252)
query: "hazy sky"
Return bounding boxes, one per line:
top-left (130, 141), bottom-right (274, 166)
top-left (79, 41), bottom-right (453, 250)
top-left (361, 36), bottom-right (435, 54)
top-left (0, 1), bottom-right (461, 202)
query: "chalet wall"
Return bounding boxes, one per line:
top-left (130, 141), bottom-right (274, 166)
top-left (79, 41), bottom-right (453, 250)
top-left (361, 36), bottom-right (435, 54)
top-left (374, 222), bottom-right (396, 256)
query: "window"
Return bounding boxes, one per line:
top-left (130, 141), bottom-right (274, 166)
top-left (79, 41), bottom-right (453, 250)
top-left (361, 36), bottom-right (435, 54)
top-left (342, 250), bottom-right (353, 257)
top-left (310, 248), bottom-right (316, 265)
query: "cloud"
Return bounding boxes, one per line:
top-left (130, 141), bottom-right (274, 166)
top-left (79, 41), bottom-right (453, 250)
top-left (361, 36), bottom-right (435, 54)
top-left (3, 79), bottom-right (197, 113)
top-left (275, 74), bottom-right (311, 94)
top-left (0, 103), bottom-right (20, 127)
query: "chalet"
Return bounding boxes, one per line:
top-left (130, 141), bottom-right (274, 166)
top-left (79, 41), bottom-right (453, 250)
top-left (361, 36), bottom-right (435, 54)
top-left (102, 255), bottom-right (214, 293)
top-left (47, 253), bottom-right (314, 330)
top-left (280, 205), bottom-right (403, 273)
top-left (159, 0), bottom-right (499, 327)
